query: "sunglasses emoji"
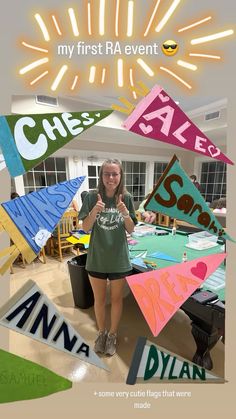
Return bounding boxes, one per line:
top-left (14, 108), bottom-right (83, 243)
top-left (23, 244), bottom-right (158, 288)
top-left (162, 40), bottom-right (179, 56)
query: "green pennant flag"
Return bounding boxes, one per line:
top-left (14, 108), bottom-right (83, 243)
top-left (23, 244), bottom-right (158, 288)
top-left (0, 110), bottom-right (113, 177)
top-left (0, 349), bottom-right (72, 403)
top-left (145, 155), bottom-right (235, 242)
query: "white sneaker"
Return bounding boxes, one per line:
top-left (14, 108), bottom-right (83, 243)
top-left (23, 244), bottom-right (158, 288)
top-left (94, 330), bottom-right (107, 354)
top-left (105, 333), bottom-right (117, 356)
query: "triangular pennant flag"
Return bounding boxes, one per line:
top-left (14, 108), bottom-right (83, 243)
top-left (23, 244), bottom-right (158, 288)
top-left (145, 155), bottom-right (235, 242)
top-left (126, 337), bottom-right (223, 385)
top-left (73, 235), bottom-right (90, 245)
top-left (0, 349), bottom-right (72, 403)
top-left (0, 280), bottom-right (108, 371)
top-left (123, 85), bottom-right (233, 165)
top-left (0, 176), bottom-right (85, 275)
top-left (148, 252), bottom-right (179, 263)
top-left (0, 110), bottom-right (113, 177)
top-left (131, 257), bottom-right (148, 269)
top-left (66, 236), bottom-right (89, 249)
top-left (126, 253), bottom-right (226, 337)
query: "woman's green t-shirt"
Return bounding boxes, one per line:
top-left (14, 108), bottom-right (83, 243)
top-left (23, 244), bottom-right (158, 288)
top-left (78, 191), bottom-right (137, 273)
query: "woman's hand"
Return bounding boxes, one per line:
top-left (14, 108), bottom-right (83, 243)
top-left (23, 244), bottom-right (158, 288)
top-left (143, 211), bottom-right (156, 224)
top-left (117, 194), bottom-right (134, 233)
top-left (82, 194), bottom-right (105, 232)
top-left (93, 193), bottom-right (105, 214)
top-left (117, 194), bottom-right (129, 217)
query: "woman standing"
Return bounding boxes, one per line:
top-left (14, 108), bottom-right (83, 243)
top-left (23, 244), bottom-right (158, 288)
top-left (79, 159), bottom-right (137, 356)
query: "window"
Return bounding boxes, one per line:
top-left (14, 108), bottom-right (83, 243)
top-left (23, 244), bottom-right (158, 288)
top-left (200, 161), bottom-right (226, 203)
top-left (23, 157), bottom-right (67, 193)
top-left (122, 161), bottom-right (146, 202)
top-left (153, 162), bottom-right (168, 185)
top-left (87, 165), bottom-right (101, 191)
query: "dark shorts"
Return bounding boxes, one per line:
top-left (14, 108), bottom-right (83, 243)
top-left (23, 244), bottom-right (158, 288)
top-left (87, 270), bottom-right (133, 280)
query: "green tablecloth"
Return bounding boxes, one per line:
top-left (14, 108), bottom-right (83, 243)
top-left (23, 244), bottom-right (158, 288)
top-left (129, 231), bottom-right (225, 301)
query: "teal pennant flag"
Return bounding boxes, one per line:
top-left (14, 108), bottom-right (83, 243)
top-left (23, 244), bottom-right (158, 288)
top-left (145, 155), bottom-right (235, 242)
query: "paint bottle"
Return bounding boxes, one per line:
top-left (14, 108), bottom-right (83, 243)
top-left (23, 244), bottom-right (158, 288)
top-left (172, 226), bottom-right (176, 237)
top-left (182, 251), bottom-right (188, 262)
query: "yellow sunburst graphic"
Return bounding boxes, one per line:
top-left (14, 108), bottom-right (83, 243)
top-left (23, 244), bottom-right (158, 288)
top-left (18, 0), bottom-right (234, 97)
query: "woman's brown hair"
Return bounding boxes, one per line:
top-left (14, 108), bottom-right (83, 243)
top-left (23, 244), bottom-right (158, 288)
top-left (97, 159), bottom-right (126, 201)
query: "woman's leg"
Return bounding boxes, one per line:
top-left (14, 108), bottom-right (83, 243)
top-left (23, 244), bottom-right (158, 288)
top-left (109, 278), bottom-right (125, 334)
top-left (89, 275), bottom-right (107, 331)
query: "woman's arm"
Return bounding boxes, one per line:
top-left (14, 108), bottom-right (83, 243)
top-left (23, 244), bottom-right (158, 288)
top-left (82, 194), bottom-right (105, 232)
top-left (117, 194), bottom-right (135, 234)
top-left (122, 214), bottom-right (135, 234)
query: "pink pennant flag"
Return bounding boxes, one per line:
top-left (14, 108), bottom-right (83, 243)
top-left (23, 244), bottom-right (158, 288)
top-left (123, 85), bottom-right (233, 165)
top-left (126, 253), bottom-right (226, 337)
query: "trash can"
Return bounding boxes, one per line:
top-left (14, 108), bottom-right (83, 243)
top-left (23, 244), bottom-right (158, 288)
top-left (67, 254), bottom-right (94, 309)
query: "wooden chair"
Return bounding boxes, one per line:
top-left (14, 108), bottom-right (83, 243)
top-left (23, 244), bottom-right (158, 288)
top-left (10, 252), bottom-right (26, 274)
top-left (8, 236), bottom-right (26, 273)
top-left (157, 213), bottom-right (170, 227)
top-left (135, 210), bottom-right (142, 221)
top-left (50, 210), bottom-right (79, 262)
top-left (10, 246), bottom-right (47, 273)
top-left (38, 247), bottom-right (47, 264)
